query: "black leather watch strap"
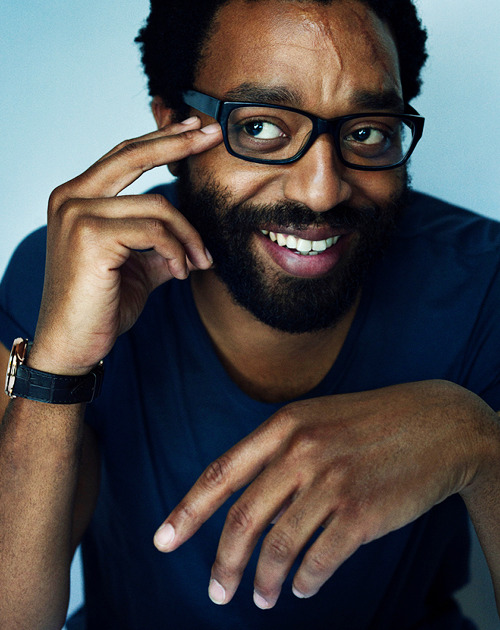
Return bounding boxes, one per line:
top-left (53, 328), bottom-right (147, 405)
top-left (12, 362), bottom-right (104, 404)
top-left (5, 338), bottom-right (104, 404)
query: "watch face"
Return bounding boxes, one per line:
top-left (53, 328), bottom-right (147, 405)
top-left (5, 337), bottom-right (27, 397)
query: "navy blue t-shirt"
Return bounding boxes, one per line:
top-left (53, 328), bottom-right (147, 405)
top-left (1, 186), bottom-right (500, 629)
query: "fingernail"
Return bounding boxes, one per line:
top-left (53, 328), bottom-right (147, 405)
top-left (205, 248), bottom-right (213, 265)
top-left (209, 579), bottom-right (226, 605)
top-left (200, 123), bottom-right (221, 134)
top-left (154, 523), bottom-right (175, 550)
top-left (253, 591), bottom-right (272, 610)
top-left (180, 116), bottom-right (199, 125)
top-left (292, 585), bottom-right (308, 599)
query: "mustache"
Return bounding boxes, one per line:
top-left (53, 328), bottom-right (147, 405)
top-left (224, 198), bottom-right (380, 232)
top-left (178, 168), bottom-right (410, 236)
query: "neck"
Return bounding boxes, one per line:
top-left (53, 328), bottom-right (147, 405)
top-left (190, 270), bottom-right (359, 403)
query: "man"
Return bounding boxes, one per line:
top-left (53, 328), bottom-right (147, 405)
top-left (1, 0), bottom-right (499, 628)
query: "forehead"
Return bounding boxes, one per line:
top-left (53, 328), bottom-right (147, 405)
top-left (195, 0), bottom-right (402, 115)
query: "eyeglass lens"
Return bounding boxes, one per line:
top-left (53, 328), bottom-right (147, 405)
top-left (226, 106), bottom-right (415, 166)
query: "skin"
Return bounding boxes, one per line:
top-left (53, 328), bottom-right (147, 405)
top-left (0, 0), bottom-right (499, 626)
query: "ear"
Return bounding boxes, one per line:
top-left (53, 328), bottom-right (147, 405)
top-left (151, 95), bottom-right (175, 129)
top-left (152, 96), bottom-right (185, 177)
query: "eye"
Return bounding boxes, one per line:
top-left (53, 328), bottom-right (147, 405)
top-left (241, 120), bottom-right (285, 140)
top-left (347, 127), bottom-right (387, 145)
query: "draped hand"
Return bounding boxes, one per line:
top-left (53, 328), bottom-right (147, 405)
top-left (155, 380), bottom-right (495, 609)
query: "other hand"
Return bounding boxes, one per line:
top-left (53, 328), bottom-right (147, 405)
top-left (155, 380), bottom-right (494, 609)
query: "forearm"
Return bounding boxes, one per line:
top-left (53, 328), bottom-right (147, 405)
top-left (461, 411), bottom-right (500, 615)
top-left (0, 397), bottom-right (85, 630)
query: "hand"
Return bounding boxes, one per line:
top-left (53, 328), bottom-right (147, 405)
top-left (30, 118), bottom-right (222, 374)
top-left (154, 381), bottom-right (493, 609)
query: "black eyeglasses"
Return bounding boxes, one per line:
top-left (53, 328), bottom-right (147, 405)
top-left (182, 89), bottom-right (425, 171)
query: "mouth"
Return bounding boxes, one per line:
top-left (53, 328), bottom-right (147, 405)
top-left (256, 226), bottom-right (352, 279)
top-left (260, 229), bottom-right (342, 256)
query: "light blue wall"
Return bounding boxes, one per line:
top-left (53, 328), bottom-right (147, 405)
top-left (1, 1), bottom-right (499, 277)
top-left (1, 1), bottom-right (499, 627)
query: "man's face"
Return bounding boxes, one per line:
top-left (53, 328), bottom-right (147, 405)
top-left (177, 0), bottom-right (408, 333)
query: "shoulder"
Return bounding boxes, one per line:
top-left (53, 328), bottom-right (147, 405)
top-left (0, 226), bottom-right (47, 343)
top-left (376, 192), bottom-right (500, 320)
top-left (400, 192), bottom-right (500, 254)
top-left (3, 225), bottom-right (47, 291)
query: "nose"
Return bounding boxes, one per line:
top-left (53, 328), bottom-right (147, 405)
top-left (282, 135), bottom-right (352, 213)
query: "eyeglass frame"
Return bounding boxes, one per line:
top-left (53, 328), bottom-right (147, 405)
top-left (182, 89), bottom-right (425, 171)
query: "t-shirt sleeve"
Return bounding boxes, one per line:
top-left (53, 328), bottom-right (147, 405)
top-left (0, 227), bottom-right (47, 349)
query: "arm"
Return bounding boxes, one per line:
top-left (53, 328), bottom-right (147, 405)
top-left (460, 410), bottom-right (500, 614)
top-left (0, 346), bottom-right (99, 629)
top-left (0, 118), bottom-right (223, 629)
top-left (156, 380), bottom-right (500, 613)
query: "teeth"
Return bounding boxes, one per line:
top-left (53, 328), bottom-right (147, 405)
top-left (296, 238), bottom-right (312, 253)
top-left (261, 230), bottom-right (341, 254)
top-left (277, 233), bottom-right (287, 247)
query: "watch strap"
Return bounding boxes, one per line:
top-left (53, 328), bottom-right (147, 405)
top-left (12, 362), bottom-right (104, 404)
top-left (5, 338), bottom-right (104, 404)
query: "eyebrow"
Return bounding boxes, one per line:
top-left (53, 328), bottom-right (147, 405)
top-left (223, 83), bottom-right (305, 108)
top-left (222, 83), bottom-right (405, 115)
top-left (347, 89), bottom-right (405, 113)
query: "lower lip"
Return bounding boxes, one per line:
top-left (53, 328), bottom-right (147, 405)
top-left (255, 232), bottom-right (352, 279)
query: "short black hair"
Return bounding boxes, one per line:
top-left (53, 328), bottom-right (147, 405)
top-left (136, 0), bottom-right (428, 115)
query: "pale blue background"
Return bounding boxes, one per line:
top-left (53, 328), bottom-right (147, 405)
top-left (1, 1), bottom-right (499, 628)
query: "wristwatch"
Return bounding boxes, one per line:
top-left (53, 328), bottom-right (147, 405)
top-left (5, 338), bottom-right (104, 404)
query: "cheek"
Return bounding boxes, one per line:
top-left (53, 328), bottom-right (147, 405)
top-left (347, 169), bottom-right (406, 206)
top-left (188, 146), bottom-right (286, 205)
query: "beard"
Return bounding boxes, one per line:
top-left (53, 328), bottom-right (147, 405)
top-left (177, 166), bottom-right (409, 334)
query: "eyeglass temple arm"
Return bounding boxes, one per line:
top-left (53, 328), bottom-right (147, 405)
top-left (183, 90), bottom-right (221, 119)
top-left (405, 103), bottom-right (420, 116)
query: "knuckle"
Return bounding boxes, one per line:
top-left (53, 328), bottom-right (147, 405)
top-left (304, 550), bottom-right (333, 579)
top-left (147, 193), bottom-right (169, 212)
top-left (112, 138), bottom-right (134, 153)
top-left (49, 198), bottom-right (90, 239)
top-left (200, 455), bottom-right (233, 491)
top-left (178, 129), bottom-right (198, 144)
top-left (225, 501), bottom-right (254, 535)
top-left (265, 406), bottom-right (299, 443)
top-left (287, 428), bottom-right (317, 456)
top-left (262, 528), bottom-right (295, 564)
top-left (117, 139), bottom-right (144, 156)
top-left (48, 184), bottom-right (71, 215)
top-left (68, 214), bottom-right (103, 248)
top-left (339, 497), bottom-right (366, 524)
top-left (175, 500), bottom-right (199, 524)
top-left (143, 217), bottom-right (165, 238)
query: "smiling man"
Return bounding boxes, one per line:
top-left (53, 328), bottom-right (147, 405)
top-left (1, 1), bottom-right (500, 629)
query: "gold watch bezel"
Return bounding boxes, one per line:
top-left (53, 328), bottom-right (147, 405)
top-left (5, 337), bottom-right (29, 398)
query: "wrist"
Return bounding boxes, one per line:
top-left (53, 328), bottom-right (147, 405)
top-left (28, 338), bottom-right (100, 376)
top-left (5, 338), bottom-right (104, 404)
